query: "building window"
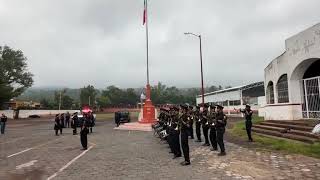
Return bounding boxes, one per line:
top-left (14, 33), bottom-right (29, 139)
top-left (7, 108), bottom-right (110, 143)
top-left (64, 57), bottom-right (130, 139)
top-left (266, 81), bottom-right (274, 104)
top-left (277, 74), bottom-right (289, 103)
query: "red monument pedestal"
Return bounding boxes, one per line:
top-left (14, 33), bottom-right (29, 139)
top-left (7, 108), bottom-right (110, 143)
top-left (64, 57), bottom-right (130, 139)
top-left (139, 84), bottom-right (156, 124)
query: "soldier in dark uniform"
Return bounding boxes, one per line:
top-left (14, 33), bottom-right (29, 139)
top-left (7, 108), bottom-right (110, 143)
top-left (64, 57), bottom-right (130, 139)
top-left (201, 104), bottom-right (210, 146)
top-left (215, 105), bottom-right (227, 156)
top-left (187, 106), bottom-right (194, 139)
top-left (209, 104), bottom-right (218, 151)
top-left (239, 104), bottom-right (253, 142)
top-left (71, 112), bottom-right (78, 135)
top-left (179, 104), bottom-right (191, 166)
top-left (54, 114), bottom-right (61, 136)
top-left (194, 105), bottom-right (202, 142)
top-left (59, 114), bottom-right (63, 134)
top-left (171, 106), bottom-right (182, 159)
top-left (1, 113), bottom-right (8, 134)
top-left (65, 112), bottom-right (70, 128)
top-left (80, 114), bottom-right (89, 150)
top-left (115, 111), bottom-right (121, 127)
top-left (166, 107), bottom-right (176, 155)
top-left (89, 112), bottom-right (95, 133)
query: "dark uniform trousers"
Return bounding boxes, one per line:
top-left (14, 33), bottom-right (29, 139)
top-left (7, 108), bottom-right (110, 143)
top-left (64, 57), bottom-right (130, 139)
top-left (73, 126), bottom-right (77, 135)
top-left (216, 128), bottom-right (225, 153)
top-left (209, 127), bottom-right (217, 149)
top-left (172, 130), bottom-right (181, 156)
top-left (166, 128), bottom-right (175, 153)
top-left (180, 129), bottom-right (190, 162)
top-left (245, 120), bottom-right (253, 141)
top-left (188, 124), bottom-right (194, 139)
top-left (195, 121), bottom-right (202, 141)
top-left (202, 125), bottom-right (210, 144)
top-left (80, 128), bottom-right (88, 149)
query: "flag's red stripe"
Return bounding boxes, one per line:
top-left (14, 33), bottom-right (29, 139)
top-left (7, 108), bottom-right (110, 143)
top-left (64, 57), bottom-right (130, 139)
top-left (143, 9), bottom-right (146, 25)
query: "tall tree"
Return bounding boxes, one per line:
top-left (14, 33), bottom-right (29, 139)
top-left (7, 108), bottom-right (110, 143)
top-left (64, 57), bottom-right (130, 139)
top-left (0, 46), bottom-right (33, 106)
top-left (80, 85), bottom-right (98, 106)
top-left (53, 89), bottom-right (74, 109)
top-left (97, 95), bottom-right (111, 108)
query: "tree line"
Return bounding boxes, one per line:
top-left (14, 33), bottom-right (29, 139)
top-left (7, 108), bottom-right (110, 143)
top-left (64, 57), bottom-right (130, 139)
top-left (0, 45), bottom-right (232, 110)
top-left (17, 83), bottom-right (231, 110)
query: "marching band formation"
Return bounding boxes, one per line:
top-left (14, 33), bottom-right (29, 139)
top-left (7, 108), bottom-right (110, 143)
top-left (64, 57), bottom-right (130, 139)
top-left (153, 103), bottom-right (228, 166)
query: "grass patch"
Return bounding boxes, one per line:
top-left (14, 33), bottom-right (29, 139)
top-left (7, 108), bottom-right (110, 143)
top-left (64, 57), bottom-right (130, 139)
top-left (229, 116), bottom-right (320, 158)
top-left (96, 112), bottom-right (140, 121)
top-left (96, 113), bottom-right (115, 120)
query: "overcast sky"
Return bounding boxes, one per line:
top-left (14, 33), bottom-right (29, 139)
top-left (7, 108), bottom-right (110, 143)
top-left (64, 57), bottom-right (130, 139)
top-left (1, 0), bottom-right (320, 89)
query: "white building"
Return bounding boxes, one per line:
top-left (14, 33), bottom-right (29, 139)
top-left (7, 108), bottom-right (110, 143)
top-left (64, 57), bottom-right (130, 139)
top-left (196, 82), bottom-right (265, 114)
top-left (263, 23), bottom-right (320, 120)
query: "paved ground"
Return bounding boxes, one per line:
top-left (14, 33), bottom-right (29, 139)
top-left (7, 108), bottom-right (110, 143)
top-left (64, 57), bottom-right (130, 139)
top-left (1, 117), bottom-right (320, 180)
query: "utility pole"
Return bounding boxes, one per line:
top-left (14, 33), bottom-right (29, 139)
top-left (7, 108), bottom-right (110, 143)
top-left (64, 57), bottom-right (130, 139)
top-left (184, 32), bottom-right (205, 105)
top-left (59, 91), bottom-right (62, 110)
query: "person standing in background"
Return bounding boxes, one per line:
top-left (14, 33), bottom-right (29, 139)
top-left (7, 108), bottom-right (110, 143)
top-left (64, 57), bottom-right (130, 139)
top-left (1, 113), bottom-right (8, 134)
top-left (65, 112), bottom-right (70, 128)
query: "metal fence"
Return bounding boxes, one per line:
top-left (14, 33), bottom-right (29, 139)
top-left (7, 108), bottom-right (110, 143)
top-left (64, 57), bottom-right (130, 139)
top-left (302, 76), bottom-right (320, 118)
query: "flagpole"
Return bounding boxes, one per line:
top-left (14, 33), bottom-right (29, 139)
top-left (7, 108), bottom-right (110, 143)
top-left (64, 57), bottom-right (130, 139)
top-left (145, 0), bottom-right (149, 86)
top-left (140, 0), bottom-right (155, 124)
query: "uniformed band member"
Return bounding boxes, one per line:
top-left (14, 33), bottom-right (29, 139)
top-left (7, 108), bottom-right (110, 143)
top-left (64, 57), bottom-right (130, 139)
top-left (59, 114), bottom-right (64, 134)
top-left (80, 114), bottom-right (89, 150)
top-left (239, 104), bottom-right (253, 142)
top-left (187, 106), bottom-right (194, 139)
top-left (179, 104), bottom-right (191, 166)
top-left (166, 107), bottom-right (175, 155)
top-left (194, 105), bottom-right (202, 142)
top-left (71, 112), bottom-right (78, 135)
top-left (171, 106), bottom-right (182, 159)
top-left (215, 105), bottom-right (227, 156)
top-left (201, 104), bottom-right (210, 146)
top-left (209, 104), bottom-right (218, 151)
top-left (54, 114), bottom-right (61, 136)
top-left (1, 113), bottom-right (8, 135)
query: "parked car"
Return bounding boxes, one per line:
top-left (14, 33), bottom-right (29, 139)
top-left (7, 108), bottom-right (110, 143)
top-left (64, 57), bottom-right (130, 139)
top-left (114, 111), bottom-right (131, 125)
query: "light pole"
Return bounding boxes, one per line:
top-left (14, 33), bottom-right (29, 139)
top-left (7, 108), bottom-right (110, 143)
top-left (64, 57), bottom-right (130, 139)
top-left (59, 91), bottom-right (62, 110)
top-left (184, 32), bottom-right (205, 106)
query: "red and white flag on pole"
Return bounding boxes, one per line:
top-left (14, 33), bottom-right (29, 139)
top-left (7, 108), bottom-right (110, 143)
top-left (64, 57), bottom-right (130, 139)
top-left (143, 0), bottom-right (147, 25)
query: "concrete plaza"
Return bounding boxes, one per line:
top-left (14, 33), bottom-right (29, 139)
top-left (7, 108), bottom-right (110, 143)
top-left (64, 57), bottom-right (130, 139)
top-left (1, 117), bottom-right (320, 180)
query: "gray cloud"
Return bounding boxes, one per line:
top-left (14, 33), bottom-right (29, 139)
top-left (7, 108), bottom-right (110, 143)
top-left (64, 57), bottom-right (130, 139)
top-left (1, 0), bottom-right (320, 89)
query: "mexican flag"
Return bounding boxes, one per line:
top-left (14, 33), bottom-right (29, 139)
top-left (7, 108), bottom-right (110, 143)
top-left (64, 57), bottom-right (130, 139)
top-left (143, 0), bottom-right (147, 25)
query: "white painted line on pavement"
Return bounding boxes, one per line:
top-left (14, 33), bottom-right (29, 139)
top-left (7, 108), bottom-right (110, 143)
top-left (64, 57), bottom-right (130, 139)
top-left (7, 137), bottom-right (63, 158)
top-left (16, 160), bottom-right (38, 170)
top-left (0, 137), bottom-right (26, 145)
top-left (7, 148), bottom-right (33, 158)
top-left (47, 146), bottom-right (94, 180)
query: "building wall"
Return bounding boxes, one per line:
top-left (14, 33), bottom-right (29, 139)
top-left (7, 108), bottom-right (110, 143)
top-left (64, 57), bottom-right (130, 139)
top-left (196, 89), bottom-right (241, 105)
top-left (0, 110), bottom-right (80, 119)
top-left (264, 23), bottom-right (320, 120)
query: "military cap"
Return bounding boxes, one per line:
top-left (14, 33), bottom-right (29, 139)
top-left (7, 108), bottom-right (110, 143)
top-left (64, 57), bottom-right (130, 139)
top-left (216, 105), bottom-right (224, 109)
top-left (180, 104), bottom-right (187, 109)
top-left (245, 104), bottom-right (251, 108)
top-left (209, 104), bottom-right (216, 109)
top-left (173, 106), bottom-right (179, 110)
